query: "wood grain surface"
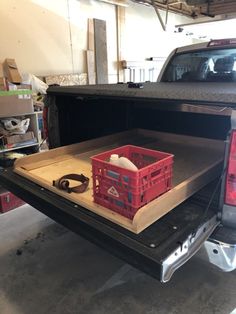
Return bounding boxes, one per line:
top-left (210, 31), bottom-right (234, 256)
top-left (14, 129), bottom-right (225, 233)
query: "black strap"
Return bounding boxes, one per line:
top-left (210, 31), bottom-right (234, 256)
top-left (53, 173), bottom-right (89, 193)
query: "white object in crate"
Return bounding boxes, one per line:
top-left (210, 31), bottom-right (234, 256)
top-left (109, 154), bottom-right (120, 166)
top-left (109, 154), bottom-right (138, 171)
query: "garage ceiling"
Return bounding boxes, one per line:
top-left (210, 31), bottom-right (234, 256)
top-left (131, 0), bottom-right (236, 18)
top-left (99, 0), bottom-right (236, 32)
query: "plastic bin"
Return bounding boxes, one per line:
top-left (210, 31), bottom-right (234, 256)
top-left (91, 145), bottom-right (174, 219)
top-left (0, 188), bottom-right (25, 213)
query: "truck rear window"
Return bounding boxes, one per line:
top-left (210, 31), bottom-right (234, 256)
top-left (162, 48), bottom-right (236, 82)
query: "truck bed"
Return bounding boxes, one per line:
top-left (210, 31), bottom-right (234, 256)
top-left (13, 129), bottom-right (224, 233)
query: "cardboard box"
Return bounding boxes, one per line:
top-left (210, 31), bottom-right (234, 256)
top-left (0, 188), bottom-right (24, 213)
top-left (4, 131), bottom-right (35, 145)
top-left (8, 83), bottom-right (30, 91)
top-left (0, 85), bottom-right (33, 116)
top-left (0, 63), bottom-right (8, 91)
top-left (3, 58), bottom-right (22, 84)
top-left (0, 77), bottom-right (8, 91)
top-left (0, 62), bottom-right (4, 78)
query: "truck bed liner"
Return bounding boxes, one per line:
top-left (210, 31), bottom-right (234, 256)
top-left (13, 129), bottom-right (224, 233)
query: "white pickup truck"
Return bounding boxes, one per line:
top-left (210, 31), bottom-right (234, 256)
top-left (1, 38), bottom-right (236, 282)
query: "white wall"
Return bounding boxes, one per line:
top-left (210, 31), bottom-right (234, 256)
top-left (124, 2), bottom-right (194, 60)
top-left (0, 0), bottom-right (195, 81)
top-left (0, 0), bottom-right (117, 79)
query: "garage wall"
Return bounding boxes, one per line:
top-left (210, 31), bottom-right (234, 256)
top-left (0, 0), bottom-right (194, 81)
top-left (124, 2), bottom-right (193, 61)
top-left (0, 0), bottom-right (117, 78)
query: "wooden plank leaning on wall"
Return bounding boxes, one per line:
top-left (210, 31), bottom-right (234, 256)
top-left (94, 19), bottom-right (109, 84)
top-left (86, 2), bottom-right (125, 85)
top-left (116, 5), bottom-right (125, 83)
top-left (87, 18), bottom-right (109, 85)
top-left (87, 19), bottom-right (96, 85)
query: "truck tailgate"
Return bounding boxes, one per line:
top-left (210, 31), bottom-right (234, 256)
top-left (0, 168), bottom-right (219, 282)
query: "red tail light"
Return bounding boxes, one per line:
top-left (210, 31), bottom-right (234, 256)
top-left (208, 38), bottom-right (236, 47)
top-left (225, 131), bottom-right (236, 206)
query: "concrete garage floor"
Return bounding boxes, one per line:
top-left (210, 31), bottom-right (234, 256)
top-left (0, 205), bottom-right (236, 314)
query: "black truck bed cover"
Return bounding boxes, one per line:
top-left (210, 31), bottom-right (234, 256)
top-left (47, 82), bottom-right (236, 105)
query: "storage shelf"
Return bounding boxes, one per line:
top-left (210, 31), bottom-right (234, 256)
top-left (0, 112), bottom-right (36, 119)
top-left (0, 142), bottom-right (39, 154)
top-left (0, 112), bottom-right (40, 155)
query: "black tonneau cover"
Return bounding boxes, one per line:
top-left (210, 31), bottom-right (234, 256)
top-left (47, 82), bottom-right (236, 106)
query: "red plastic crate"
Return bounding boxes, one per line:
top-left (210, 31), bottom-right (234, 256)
top-left (0, 189), bottom-right (25, 213)
top-left (91, 145), bottom-right (174, 219)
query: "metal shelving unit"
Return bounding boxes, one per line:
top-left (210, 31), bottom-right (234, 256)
top-left (0, 112), bottom-right (40, 154)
